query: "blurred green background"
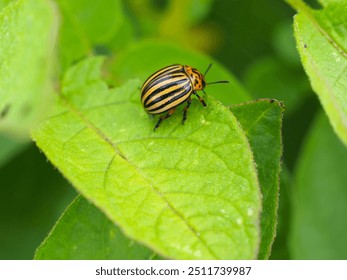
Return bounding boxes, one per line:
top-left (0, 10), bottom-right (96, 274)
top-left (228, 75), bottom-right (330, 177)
top-left (1, 0), bottom-right (346, 259)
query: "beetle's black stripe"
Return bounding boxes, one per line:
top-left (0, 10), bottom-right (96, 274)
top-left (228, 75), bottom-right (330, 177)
top-left (143, 73), bottom-right (187, 99)
top-left (142, 71), bottom-right (185, 96)
top-left (146, 82), bottom-right (192, 114)
top-left (141, 65), bottom-right (183, 93)
top-left (143, 76), bottom-right (188, 104)
top-left (145, 79), bottom-right (190, 108)
top-left (143, 66), bottom-right (182, 86)
top-left (142, 76), bottom-right (189, 105)
top-left (143, 73), bottom-right (184, 94)
top-left (148, 64), bottom-right (182, 81)
top-left (141, 73), bottom-right (187, 103)
top-left (147, 91), bottom-right (191, 114)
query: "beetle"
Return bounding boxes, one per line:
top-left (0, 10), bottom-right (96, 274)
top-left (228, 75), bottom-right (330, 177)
top-left (140, 64), bottom-right (229, 130)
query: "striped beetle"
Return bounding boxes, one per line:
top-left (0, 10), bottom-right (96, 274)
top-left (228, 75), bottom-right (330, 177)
top-left (141, 64), bottom-right (229, 130)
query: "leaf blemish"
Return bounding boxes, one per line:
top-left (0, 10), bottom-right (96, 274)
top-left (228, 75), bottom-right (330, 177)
top-left (0, 104), bottom-right (11, 118)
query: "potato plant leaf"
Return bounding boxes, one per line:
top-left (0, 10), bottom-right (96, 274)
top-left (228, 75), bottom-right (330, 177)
top-left (287, 0), bottom-right (347, 145)
top-left (0, 0), bottom-right (57, 136)
top-left (32, 57), bottom-right (261, 259)
top-left (34, 98), bottom-right (284, 260)
top-left (231, 99), bottom-right (285, 259)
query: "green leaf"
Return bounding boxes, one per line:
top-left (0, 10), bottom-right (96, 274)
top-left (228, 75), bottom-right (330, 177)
top-left (35, 196), bottom-right (158, 260)
top-left (57, 0), bottom-right (126, 71)
top-left (287, 0), bottom-right (347, 145)
top-left (109, 40), bottom-right (251, 105)
top-left (36, 100), bottom-right (284, 260)
top-left (290, 111), bottom-right (347, 259)
top-left (231, 99), bottom-right (284, 259)
top-left (36, 100), bottom-right (285, 260)
top-left (35, 99), bottom-right (283, 260)
top-left (0, 0), bottom-right (57, 136)
top-left (32, 57), bottom-right (261, 259)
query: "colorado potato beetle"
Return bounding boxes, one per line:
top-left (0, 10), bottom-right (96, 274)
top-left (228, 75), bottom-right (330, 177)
top-left (140, 64), bottom-right (229, 130)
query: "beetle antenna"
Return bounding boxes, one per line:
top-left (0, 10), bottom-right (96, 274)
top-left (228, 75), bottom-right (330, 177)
top-left (204, 64), bottom-right (229, 84)
top-left (206, 80), bottom-right (229, 85)
top-left (204, 63), bottom-right (213, 77)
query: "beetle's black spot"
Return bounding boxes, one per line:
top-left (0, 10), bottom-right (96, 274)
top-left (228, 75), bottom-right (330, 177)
top-left (0, 104), bottom-right (11, 119)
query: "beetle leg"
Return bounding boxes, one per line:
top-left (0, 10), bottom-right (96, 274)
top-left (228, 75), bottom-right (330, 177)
top-left (193, 92), bottom-right (207, 107)
top-left (154, 108), bottom-right (176, 131)
top-left (182, 97), bottom-right (192, 124)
